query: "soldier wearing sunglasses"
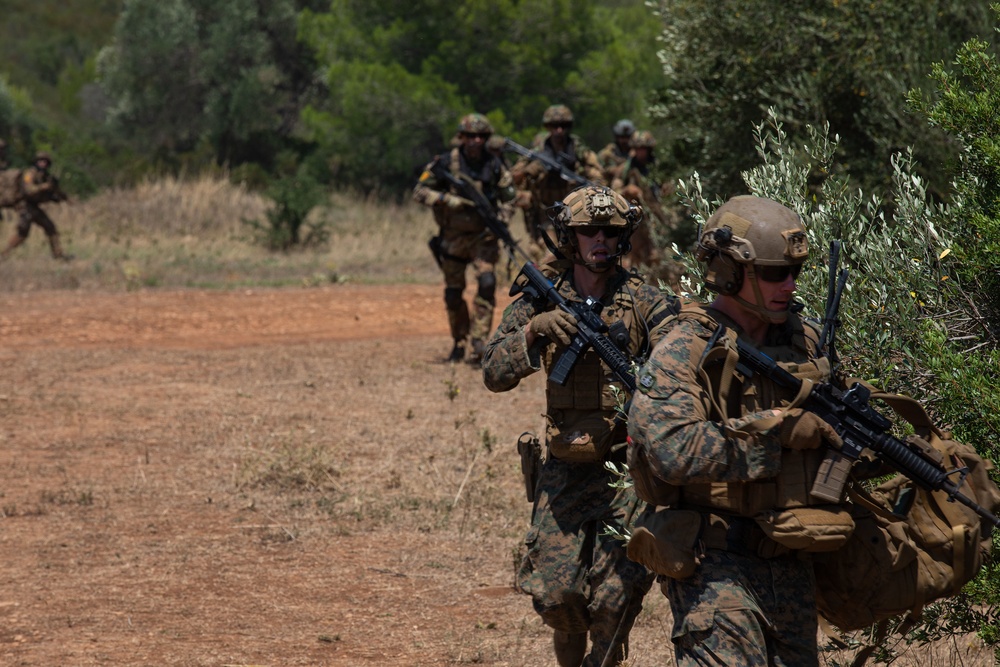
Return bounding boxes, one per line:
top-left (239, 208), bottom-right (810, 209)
top-left (627, 196), bottom-right (849, 666)
top-left (483, 185), bottom-right (679, 667)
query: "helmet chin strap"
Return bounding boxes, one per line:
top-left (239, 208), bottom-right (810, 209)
top-left (737, 265), bottom-right (790, 324)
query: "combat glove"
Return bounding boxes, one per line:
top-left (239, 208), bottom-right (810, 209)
top-left (439, 192), bottom-right (470, 210)
top-left (529, 309), bottom-right (578, 346)
top-left (779, 408), bottom-right (843, 450)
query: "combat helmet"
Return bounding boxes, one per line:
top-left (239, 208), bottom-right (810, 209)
top-left (457, 113), bottom-right (493, 135)
top-left (696, 195), bottom-right (809, 322)
top-left (542, 105), bottom-right (574, 126)
top-left (549, 185), bottom-right (641, 271)
top-left (35, 150), bottom-right (52, 164)
top-left (629, 130), bottom-right (656, 148)
top-left (613, 119), bottom-right (636, 137)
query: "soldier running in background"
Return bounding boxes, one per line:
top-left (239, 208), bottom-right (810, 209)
top-left (1, 151), bottom-right (72, 261)
top-left (413, 114), bottom-right (516, 364)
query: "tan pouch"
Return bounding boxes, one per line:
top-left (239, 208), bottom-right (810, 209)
top-left (547, 411), bottom-right (616, 462)
top-left (754, 506), bottom-right (855, 552)
top-left (627, 507), bottom-right (702, 579)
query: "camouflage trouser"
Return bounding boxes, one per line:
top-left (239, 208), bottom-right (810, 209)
top-left (14, 201), bottom-right (57, 238)
top-left (517, 454), bottom-right (654, 667)
top-left (662, 549), bottom-right (818, 667)
top-left (440, 231), bottom-right (499, 344)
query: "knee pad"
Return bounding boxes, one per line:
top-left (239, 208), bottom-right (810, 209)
top-left (477, 272), bottom-right (497, 303)
top-left (444, 287), bottom-right (464, 310)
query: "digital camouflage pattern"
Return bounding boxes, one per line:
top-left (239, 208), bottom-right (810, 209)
top-left (413, 145), bottom-right (515, 359)
top-left (627, 311), bottom-right (825, 666)
top-left (483, 264), bottom-right (679, 667)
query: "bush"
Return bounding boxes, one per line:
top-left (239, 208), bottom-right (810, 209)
top-left (244, 166), bottom-right (328, 250)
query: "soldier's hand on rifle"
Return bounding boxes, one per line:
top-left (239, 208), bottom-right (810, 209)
top-left (438, 192), bottom-right (471, 210)
top-left (779, 408), bottom-right (843, 450)
top-left (528, 309), bottom-right (578, 346)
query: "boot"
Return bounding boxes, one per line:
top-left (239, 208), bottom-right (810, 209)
top-left (466, 338), bottom-right (485, 365)
top-left (446, 341), bottom-right (465, 363)
top-left (1, 233), bottom-right (24, 259)
top-left (48, 233), bottom-right (73, 261)
top-left (553, 630), bottom-right (587, 667)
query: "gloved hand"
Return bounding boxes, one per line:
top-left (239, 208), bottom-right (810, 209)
top-left (529, 309), bottom-right (578, 345)
top-left (438, 192), bottom-right (469, 210)
top-left (779, 408), bottom-right (843, 450)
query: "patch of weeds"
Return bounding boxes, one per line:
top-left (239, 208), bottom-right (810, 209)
top-left (40, 488), bottom-right (94, 506)
top-left (238, 440), bottom-right (341, 492)
top-left (480, 428), bottom-right (496, 453)
top-left (443, 376), bottom-right (460, 402)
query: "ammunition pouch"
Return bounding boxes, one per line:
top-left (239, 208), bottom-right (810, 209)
top-left (546, 410), bottom-right (617, 462)
top-left (516, 432), bottom-right (542, 502)
top-left (627, 507), bottom-right (703, 579)
top-left (753, 505), bottom-right (855, 552)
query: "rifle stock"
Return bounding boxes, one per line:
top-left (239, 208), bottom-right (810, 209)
top-left (733, 337), bottom-right (1000, 527)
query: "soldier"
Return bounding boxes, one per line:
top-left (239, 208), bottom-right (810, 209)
top-left (597, 119), bottom-right (635, 183)
top-left (511, 105), bottom-right (604, 253)
top-left (482, 185), bottom-right (680, 667)
top-left (413, 113), bottom-right (516, 363)
top-left (1, 151), bottom-right (72, 261)
top-left (626, 196), bottom-right (847, 665)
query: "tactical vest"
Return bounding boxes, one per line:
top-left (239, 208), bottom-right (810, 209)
top-left (543, 271), bottom-right (648, 462)
top-left (675, 303), bottom-right (835, 516)
top-left (435, 148), bottom-right (502, 234)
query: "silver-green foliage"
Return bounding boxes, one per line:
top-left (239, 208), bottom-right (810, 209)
top-left (678, 110), bottom-right (968, 401)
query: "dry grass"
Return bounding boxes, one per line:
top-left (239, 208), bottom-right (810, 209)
top-left (0, 174), bottom-right (441, 291)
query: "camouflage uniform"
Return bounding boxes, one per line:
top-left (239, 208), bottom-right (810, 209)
top-left (414, 116), bottom-right (515, 362)
top-left (597, 119), bottom-right (635, 184)
top-left (612, 131), bottom-right (685, 293)
top-left (1, 152), bottom-right (70, 261)
top-left (512, 106), bottom-right (604, 251)
top-left (483, 186), bottom-right (680, 666)
top-left (627, 196), bottom-right (840, 666)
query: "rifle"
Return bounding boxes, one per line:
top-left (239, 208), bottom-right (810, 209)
top-left (504, 138), bottom-right (599, 189)
top-left (733, 338), bottom-right (1000, 528)
top-left (429, 159), bottom-right (636, 390)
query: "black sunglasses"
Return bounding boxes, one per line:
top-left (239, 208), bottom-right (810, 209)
top-left (577, 226), bottom-right (622, 238)
top-left (463, 132), bottom-right (490, 140)
top-left (758, 264), bottom-right (802, 283)
top-left (546, 122), bottom-right (573, 130)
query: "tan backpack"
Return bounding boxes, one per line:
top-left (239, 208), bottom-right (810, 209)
top-left (812, 388), bottom-right (1000, 639)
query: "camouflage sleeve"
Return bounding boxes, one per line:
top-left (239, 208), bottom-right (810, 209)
top-left (481, 297), bottom-right (544, 392)
top-left (412, 159), bottom-right (447, 207)
top-left (21, 170), bottom-right (54, 199)
top-left (496, 164), bottom-right (516, 203)
top-left (626, 320), bottom-right (784, 485)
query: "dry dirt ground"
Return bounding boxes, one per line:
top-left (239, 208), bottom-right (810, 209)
top-left (0, 285), bottom-right (992, 667)
top-left (0, 284), bottom-right (682, 667)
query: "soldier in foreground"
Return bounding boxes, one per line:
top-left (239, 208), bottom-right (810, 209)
top-left (627, 196), bottom-right (845, 665)
top-left (597, 119), bottom-right (635, 183)
top-left (511, 105), bottom-right (604, 253)
top-left (413, 114), bottom-right (516, 363)
top-left (482, 185), bottom-right (679, 666)
top-left (1, 151), bottom-right (72, 261)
